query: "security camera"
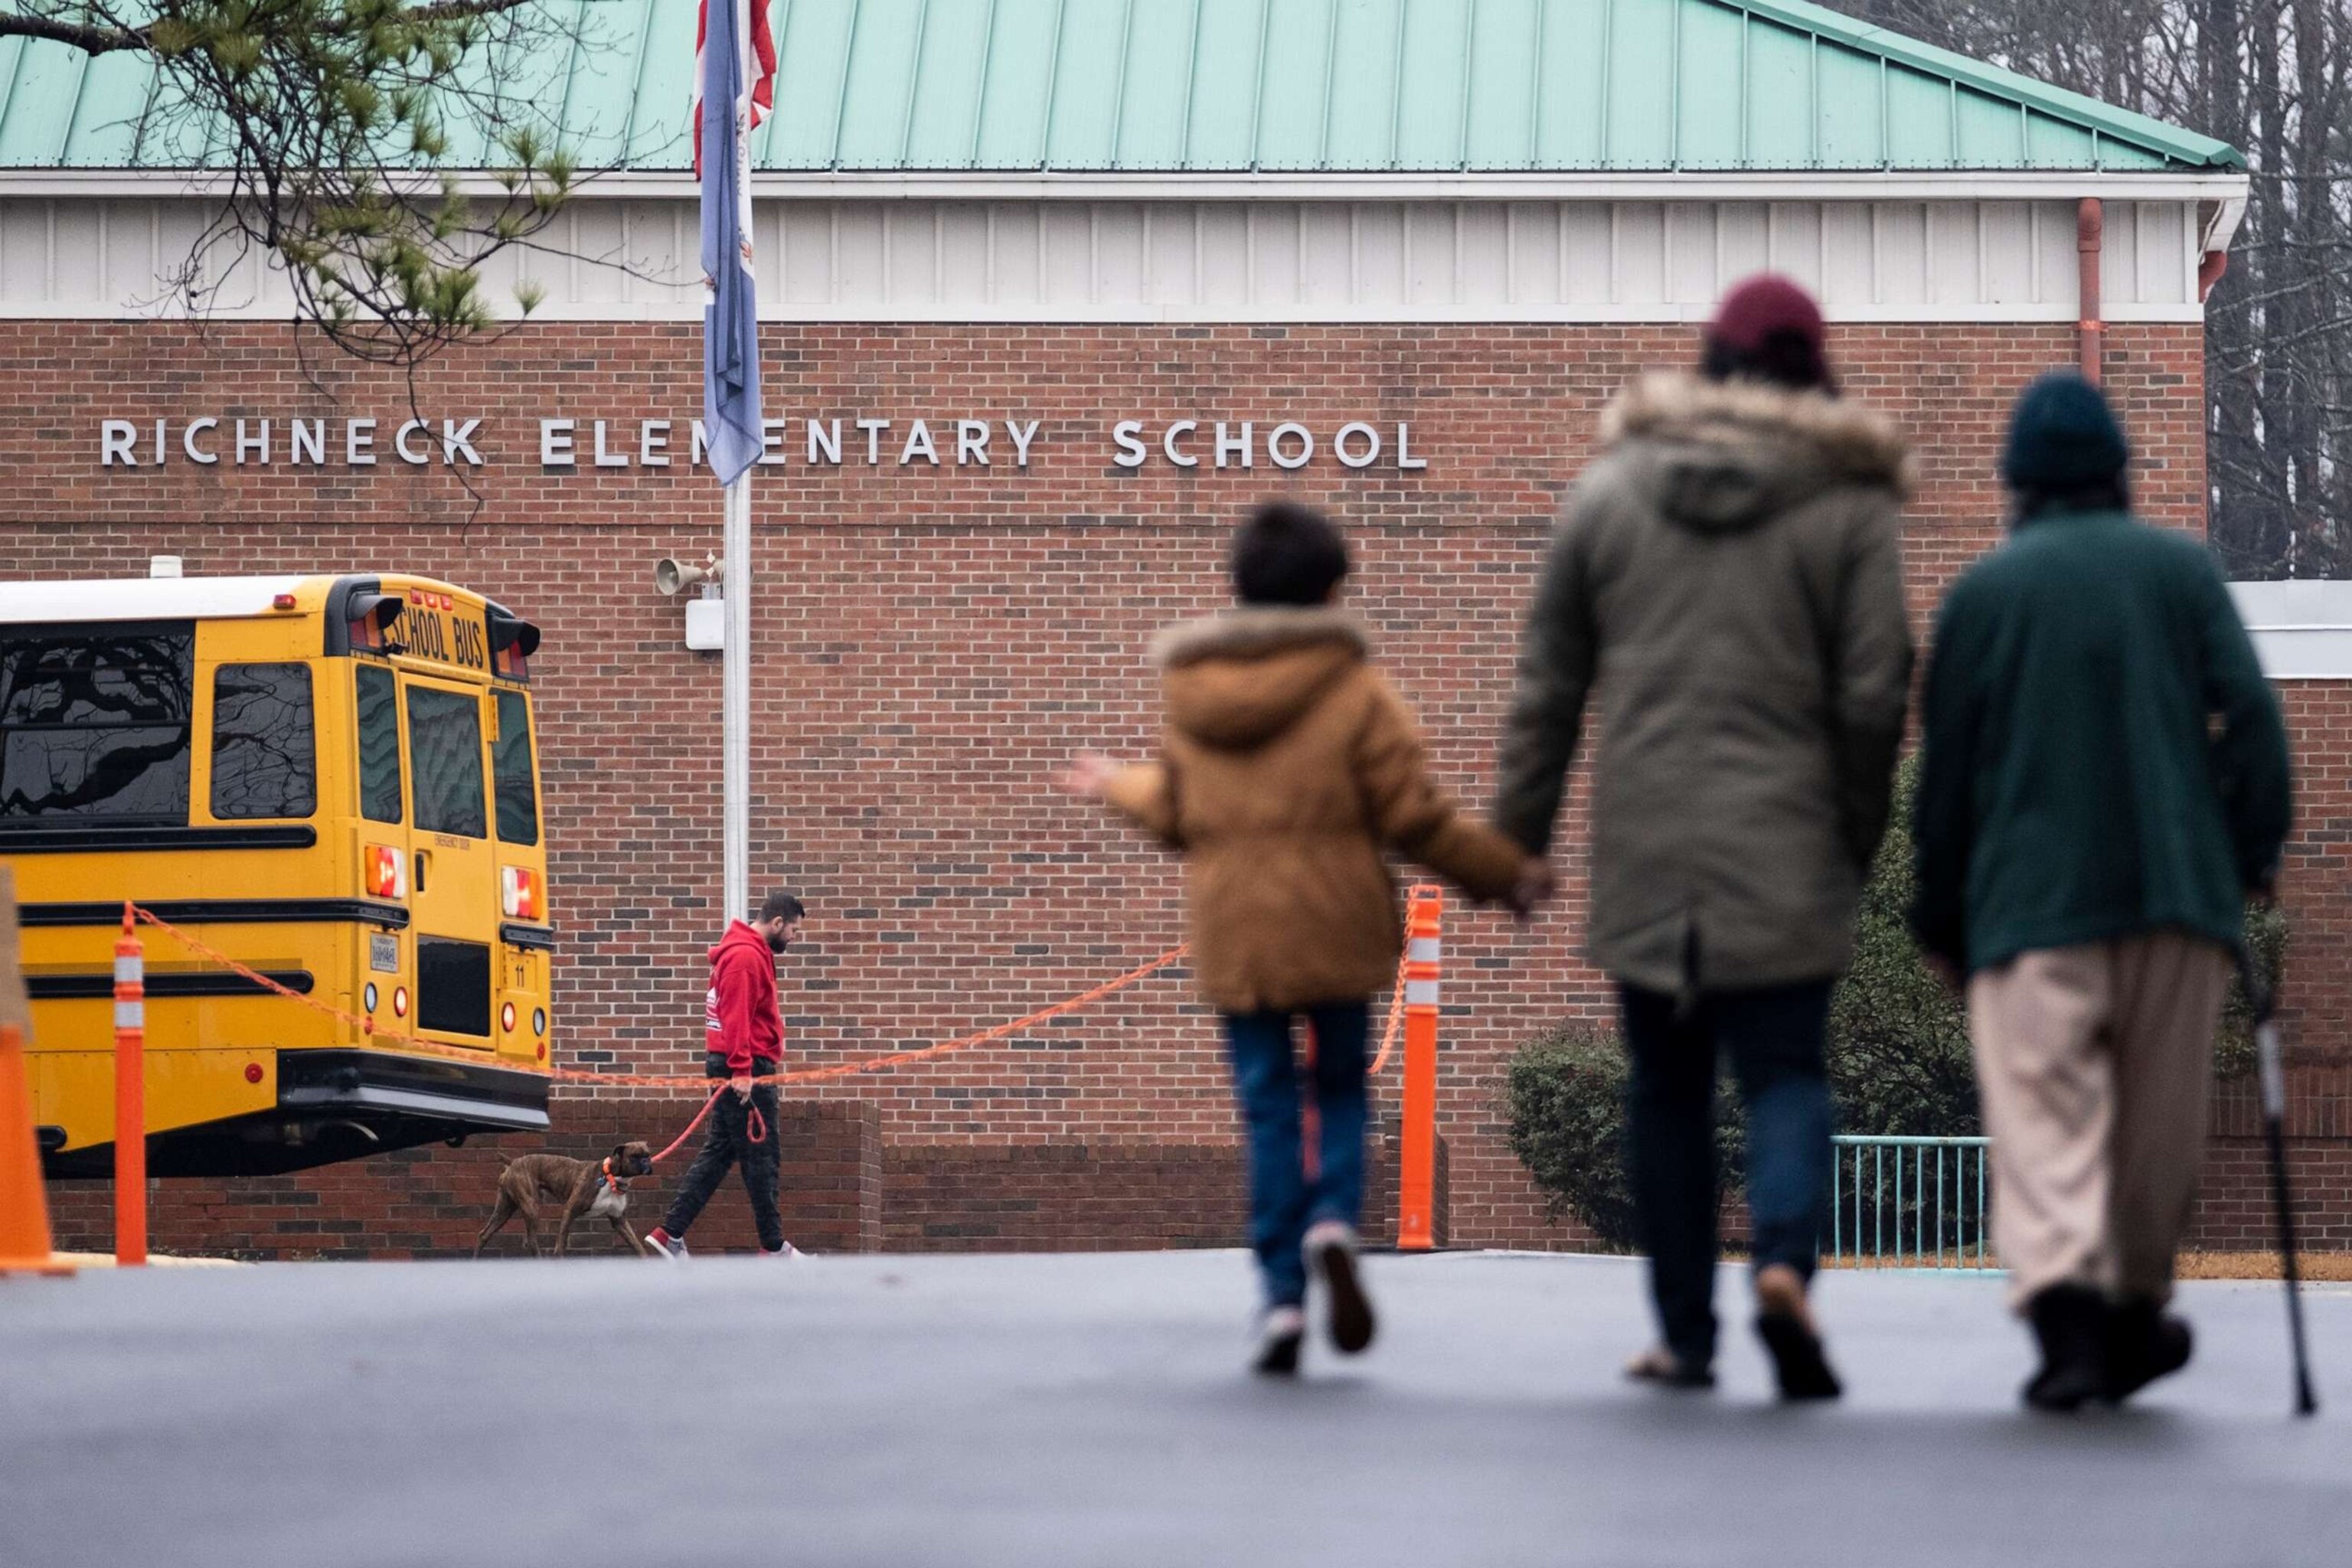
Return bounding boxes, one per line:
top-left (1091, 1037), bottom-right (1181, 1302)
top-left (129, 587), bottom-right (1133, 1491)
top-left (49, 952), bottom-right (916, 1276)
top-left (655, 554), bottom-right (723, 596)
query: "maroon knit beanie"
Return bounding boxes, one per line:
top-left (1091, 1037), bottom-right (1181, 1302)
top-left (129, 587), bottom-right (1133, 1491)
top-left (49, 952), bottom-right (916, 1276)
top-left (1707, 274), bottom-right (1825, 356)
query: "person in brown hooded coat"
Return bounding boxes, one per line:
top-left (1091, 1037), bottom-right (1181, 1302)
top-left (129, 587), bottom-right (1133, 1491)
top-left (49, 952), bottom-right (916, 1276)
top-left (1064, 501), bottom-right (1538, 1375)
top-left (1494, 276), bottom-right (1915, 1401)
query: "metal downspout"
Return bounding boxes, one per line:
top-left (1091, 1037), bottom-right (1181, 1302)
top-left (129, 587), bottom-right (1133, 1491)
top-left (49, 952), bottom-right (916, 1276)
top-left (2076, 197), bottom-right (2104, 384)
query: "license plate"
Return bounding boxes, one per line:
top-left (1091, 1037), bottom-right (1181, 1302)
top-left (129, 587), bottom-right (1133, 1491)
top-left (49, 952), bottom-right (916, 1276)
top-left (370, 933), bottom-right (400, 974)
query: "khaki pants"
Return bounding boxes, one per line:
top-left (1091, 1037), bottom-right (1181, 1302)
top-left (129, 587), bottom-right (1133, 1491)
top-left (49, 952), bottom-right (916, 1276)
top-left (1968, 931), bottom-right (2232, 1310)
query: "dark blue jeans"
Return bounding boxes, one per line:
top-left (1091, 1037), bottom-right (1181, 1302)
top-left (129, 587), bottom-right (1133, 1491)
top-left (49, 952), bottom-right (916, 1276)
top-left (1223, 1003), bottom-right (1370, 1308)
top-left (1620, 980), bottom-right (1834, 1369)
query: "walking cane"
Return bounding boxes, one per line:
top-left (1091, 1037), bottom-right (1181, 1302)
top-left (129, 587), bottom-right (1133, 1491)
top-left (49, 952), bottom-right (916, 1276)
top-left (2233, 943), bottom-right (2320, 1417)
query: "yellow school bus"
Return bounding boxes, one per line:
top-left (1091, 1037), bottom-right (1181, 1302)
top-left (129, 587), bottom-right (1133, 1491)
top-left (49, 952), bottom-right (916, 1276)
top-left (2, 573), bottom-right (553, 1176)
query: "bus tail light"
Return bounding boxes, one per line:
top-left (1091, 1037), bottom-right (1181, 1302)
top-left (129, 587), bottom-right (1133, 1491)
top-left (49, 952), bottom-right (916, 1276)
top-left (501, 865), bottom-right (540, 920)
top-left (365, 844), bottom-right (407, 900)
top-left (488, 607), bottom-right (539, 681)
top-left (346, 590), bottom-right (401, 652)
top-left (501, 1003), bottom-right (517, 1034)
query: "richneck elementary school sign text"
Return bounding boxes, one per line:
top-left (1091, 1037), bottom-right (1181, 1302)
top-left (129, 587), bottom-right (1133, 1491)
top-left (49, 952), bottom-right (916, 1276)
top-left (96, 415), bottom-right (1432, 474)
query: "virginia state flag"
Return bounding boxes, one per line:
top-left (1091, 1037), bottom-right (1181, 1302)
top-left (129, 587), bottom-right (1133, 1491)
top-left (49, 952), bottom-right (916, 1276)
top-left (697, 0), bottom-right (774, 487)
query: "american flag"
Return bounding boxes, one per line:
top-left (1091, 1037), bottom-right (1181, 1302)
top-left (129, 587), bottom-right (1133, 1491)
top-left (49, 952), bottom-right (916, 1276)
top-left (693, 0), bottom-right (777, 181)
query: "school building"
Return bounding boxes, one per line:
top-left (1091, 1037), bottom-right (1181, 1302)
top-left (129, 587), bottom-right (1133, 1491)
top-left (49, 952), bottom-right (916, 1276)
top-left (9, 0), bottom-right (2348, 1255)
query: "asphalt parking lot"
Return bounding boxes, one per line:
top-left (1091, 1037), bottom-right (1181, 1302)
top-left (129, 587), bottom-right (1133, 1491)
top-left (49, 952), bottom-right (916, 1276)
top-left (3, 1249), bottom-right (2347, 1567)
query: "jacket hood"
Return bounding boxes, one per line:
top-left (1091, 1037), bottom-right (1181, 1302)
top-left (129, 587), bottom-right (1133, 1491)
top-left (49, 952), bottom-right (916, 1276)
top-left (1601, 374), bottom-right (1914, 535)
top-left (1149, 607), bottom-right (1367, 750)
top-left (710, 920), bottom-right (767, 965)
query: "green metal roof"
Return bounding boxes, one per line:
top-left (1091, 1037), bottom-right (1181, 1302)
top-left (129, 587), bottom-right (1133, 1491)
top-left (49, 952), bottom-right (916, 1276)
top-left (0, 0), bottom-right (2246, 175)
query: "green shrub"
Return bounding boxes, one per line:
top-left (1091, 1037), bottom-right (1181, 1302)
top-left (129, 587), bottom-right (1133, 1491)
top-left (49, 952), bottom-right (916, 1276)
top-left (1828, 757), bottom-right (1977, 1136)
top-left (2217, 898), bottom-right (2288, 1082)
top-left (1502, 1024), bottom-right (1743, 1249)
top-left (1504, 754), bottom-right (2288, 1238)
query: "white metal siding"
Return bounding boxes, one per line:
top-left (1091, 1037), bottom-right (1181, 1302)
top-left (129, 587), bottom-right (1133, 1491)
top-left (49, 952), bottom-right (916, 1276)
top-left (0, 196), bottom-right (2207, 323)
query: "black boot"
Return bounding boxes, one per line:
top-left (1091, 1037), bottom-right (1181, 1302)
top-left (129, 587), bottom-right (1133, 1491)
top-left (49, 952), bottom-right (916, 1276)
top-left (2023, 1285), bottom-right (2107, 1413)
top-left (2102, 1297), bottom-right (2193, 1405)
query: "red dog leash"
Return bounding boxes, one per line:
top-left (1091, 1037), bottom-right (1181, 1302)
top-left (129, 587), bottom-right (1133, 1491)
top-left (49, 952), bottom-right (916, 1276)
top-left (650, 1082), bottom-right (770, 1165)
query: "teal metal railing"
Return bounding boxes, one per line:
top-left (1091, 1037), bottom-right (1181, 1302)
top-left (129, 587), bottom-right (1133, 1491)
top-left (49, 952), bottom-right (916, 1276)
top-left (1828, 1135), bottom-right (1996, 1272)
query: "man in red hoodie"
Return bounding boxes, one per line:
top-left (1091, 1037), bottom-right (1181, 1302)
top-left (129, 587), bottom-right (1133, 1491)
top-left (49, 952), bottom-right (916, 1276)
top-left (644, 891), bottom-right (805, 1259)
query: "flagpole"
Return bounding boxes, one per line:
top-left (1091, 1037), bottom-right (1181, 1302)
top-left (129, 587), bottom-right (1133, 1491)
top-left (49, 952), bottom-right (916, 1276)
top-left (722, 472), bottom-right (750, 924)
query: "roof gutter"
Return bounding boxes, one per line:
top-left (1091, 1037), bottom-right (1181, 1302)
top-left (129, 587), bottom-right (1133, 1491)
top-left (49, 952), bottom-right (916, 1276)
top-left (2197, 191), bottom-right (2249, 302)
top-left (0, 168), bottom-right (2259, 206)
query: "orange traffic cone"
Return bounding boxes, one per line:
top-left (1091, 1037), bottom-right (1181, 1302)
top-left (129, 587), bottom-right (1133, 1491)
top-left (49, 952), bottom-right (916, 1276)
top-left (2, 865), bottom-right (70, 1277)
top-left (0, 1026), bottom-right (70, 1276)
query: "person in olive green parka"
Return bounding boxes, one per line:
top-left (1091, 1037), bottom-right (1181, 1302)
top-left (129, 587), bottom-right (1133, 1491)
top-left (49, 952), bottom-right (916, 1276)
top-left (1910, 370), bottom-right (2292, 1413)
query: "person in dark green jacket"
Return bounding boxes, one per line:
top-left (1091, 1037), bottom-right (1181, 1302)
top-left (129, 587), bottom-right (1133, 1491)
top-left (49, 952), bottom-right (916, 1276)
top-left (1911, 371), bottom-right (2292, 1414)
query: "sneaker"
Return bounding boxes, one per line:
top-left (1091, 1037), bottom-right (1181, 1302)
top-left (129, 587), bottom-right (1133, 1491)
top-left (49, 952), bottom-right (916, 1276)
top-left (763, 1242), bottom-right (803, 1260)
top-left (1305, 1219), bottom-right (1376, 1354)
top-left (1253, 1305), bottom-right (1306, 1377)
top-left (2102, 1298), bottom-right (2193, 1405)
top-left (1624, 1344), bottom-right (1716, 1390)
top-left (1753, 1263), bottom-right (1842, 1402)
top-left (2024, 1284), bottom-right (2107, 1413)
top-left (642, 1227), bottom-right (687, 1261)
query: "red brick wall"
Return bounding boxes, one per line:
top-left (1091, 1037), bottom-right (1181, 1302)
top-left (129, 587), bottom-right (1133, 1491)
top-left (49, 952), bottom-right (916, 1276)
top-left (2187, 1138), bottom-right (2352, 1253)
top-left (11, 315), bottom-right (2333, 1254)
top-left (882, 1129), bottom-right (1446, 1253)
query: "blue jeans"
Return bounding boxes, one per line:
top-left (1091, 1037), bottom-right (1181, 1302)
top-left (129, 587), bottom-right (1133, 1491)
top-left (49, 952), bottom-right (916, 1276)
top-left (1223, 1003), bottom-right (1370, 1308)
top-left (1619, 980), bottom-right (1834, 1369)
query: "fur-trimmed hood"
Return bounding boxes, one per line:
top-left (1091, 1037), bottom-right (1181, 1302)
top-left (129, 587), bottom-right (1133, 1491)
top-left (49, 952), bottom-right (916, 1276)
top-left (1149, 606), bottom-right (1368, 750)
top-left (1600, 374), bottom-right (1914, 534)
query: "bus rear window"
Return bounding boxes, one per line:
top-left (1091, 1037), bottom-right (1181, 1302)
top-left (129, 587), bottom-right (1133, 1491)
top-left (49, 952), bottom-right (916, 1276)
top-left (211, 664), bottom-right (317, 820)
top-left (0, 626), bottom-right (193, 824)
top-left (355, 665), bottom-right (402, 824)
top-left (492, 691), bottom-right (538, 846)
top-left (407, 685), bottom-right (485, 839)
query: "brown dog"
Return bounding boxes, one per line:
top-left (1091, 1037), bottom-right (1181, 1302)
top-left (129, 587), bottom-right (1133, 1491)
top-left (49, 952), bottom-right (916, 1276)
top-left (473, 1142), bottom-right (658, 1258)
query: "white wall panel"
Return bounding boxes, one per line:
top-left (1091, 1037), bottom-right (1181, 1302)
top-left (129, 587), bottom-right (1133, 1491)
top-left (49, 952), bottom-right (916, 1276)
top-left (1353, 204), bottom-right (1407, 305)
top-left (1505, 204), bottom-right (1559, 305)
top-left (0, 196), bottom-right (2213, 322)
top-left (884, 202), bottom-right (939, 306)
top-left (1766, 203), bottom-right (1823, 292)
top-left (100, 201), bottom-right (151, 309)
top-left (834, 206), bottom-right (886, 308)
top-left (1300, 204), bottom-right (1353, 308)
top-left (1718, 203), bottom-right (1770, 289)
top-left (1926, 202), bottom-right (1978, 307)
top-left (2102, 200), bottom-right (2139, 306)
top-left (1094, 202), bottom-right (1147, 305)
top-left (570, 202), bottom-right (628, 305)
top-left (1877, 204), bottom-right (1929, 306)
top-left (1561, 203), bottom-right (1612, 302)
top-left (778, 201), bottom-right (828, 305)
top-left (51, 204), bottom-right (100, 304)
top-left (1819, 202), bottom-right (1873, 310)
top-left (1404, 204), bottom-right (1454, 307)
top-left (2035, 201), bottom-right (2078, 311)
top-left (1980, 201), bottom-right (2033, 303)
top-left (623, 202), bottom-right (686, 306)
top-left (1, 203), bottom-right (47, 302)
top-left (1142, 204), bottom-right (1194, 305)
top-left (1666, 202), bottom-right (1716, 304)
top-left (1612, 204), bottom-right (1666, 304)
top-left (1194, 204), bottom-right (1248, 305)
top-left (938, 202), bottom-right (991, 305)
top-left (1249, 204), bottom-right (1303, 307)
top-left (1459, 203), bottom-right (1509, 302)
top-left (987, 204), bottom-right (1041, 305)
